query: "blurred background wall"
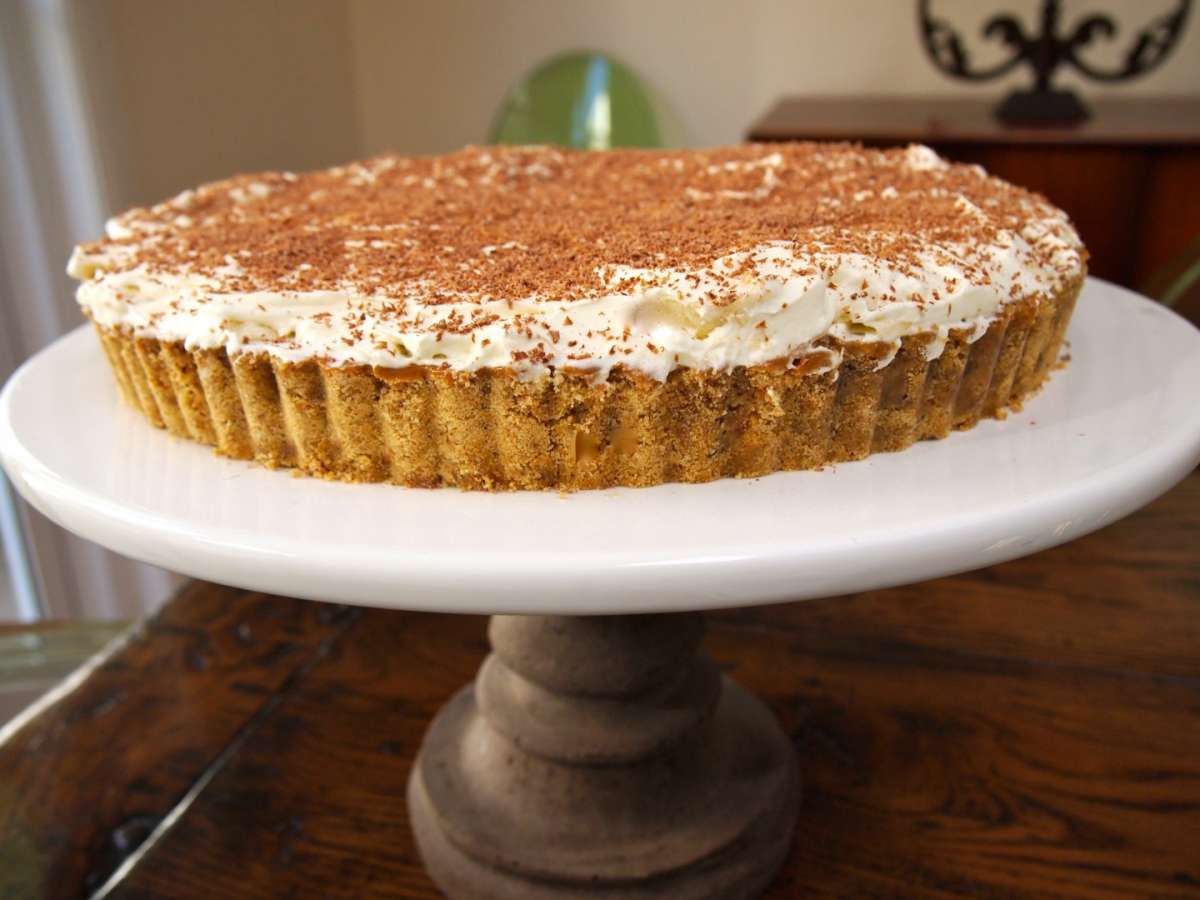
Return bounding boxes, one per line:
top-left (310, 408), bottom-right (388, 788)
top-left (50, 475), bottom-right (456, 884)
top-left (348, 0), bottom-right (1200, 152)
top-left (76, 0), bottom-right (1200, 209)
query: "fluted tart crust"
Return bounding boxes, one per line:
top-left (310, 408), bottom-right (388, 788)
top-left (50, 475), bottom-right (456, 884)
top-left (92, 276), bottom-right (1079, 491)
top-left (72, 143), bottom-right (1087, 490)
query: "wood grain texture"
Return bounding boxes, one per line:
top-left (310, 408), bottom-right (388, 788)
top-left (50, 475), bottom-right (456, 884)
top-left (745, 97), bottom-right (1200, 289)
top-left (0, 584), bottom-right (357, 899)
top-left (0, 470), bottom-right (1196, 899)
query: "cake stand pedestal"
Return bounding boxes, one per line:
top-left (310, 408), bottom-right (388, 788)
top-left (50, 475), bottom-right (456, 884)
top-left (409, 612), bottom-right (799, 899)
top-left (2, 280), bottom-right (1199, 899)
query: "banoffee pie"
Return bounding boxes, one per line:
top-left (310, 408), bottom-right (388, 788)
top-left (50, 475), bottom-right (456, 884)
top-left (69, 143), bottom-right (1085, 490)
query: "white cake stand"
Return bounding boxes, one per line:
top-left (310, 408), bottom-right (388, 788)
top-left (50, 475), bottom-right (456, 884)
top-left (3, 278), bottom-right (1199, 898)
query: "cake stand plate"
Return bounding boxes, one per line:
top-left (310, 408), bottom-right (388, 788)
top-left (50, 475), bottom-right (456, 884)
top-left (3, 278), bottom-right (1199, 899)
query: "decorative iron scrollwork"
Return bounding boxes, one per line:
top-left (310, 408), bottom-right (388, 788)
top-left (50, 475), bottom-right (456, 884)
top-left (918, 0), bottom-right (1191, 123)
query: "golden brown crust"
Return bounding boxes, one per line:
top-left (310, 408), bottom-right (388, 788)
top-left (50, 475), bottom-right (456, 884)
top-left (93, 279), bottom-right (1081, 491)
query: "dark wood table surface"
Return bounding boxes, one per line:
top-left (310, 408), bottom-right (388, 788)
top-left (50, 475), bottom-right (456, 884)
top-left (1, 469), bottom-right (1197, 899)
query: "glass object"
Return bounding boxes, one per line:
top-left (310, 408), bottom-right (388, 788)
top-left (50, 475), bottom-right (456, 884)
top-left (489, 52), bottom-right (662, 149)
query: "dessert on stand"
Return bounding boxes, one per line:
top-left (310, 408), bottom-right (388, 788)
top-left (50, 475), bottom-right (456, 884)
top-left (5, 141), bottom-right (1198, 898)
top-left (3, 279), bottom-right (1199, 898)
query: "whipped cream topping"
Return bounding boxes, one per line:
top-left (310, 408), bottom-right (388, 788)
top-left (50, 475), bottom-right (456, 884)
top-left (69, 144), bottom-right (1085, 381)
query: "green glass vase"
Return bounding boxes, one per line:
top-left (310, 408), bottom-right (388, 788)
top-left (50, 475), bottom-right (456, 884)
top-left (489, 51), bottom-right (662, 149)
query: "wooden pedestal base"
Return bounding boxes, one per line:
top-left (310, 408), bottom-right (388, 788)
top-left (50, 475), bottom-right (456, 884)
top-left (407, 614), bottom-right (800, 899)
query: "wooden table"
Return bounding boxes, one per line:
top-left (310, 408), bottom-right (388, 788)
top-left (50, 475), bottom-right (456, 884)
top-left (1, 469), bottom-right (1197, 898)
top-left (746, 97), bottom-right (1200, 293)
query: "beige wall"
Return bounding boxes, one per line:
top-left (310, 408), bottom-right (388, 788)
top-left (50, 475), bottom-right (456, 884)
top-left (76, 0), bottom-right (363, 211)
top-left (78, 0), bottom-right (1200, 208)
top-left (348, 0), bottom-right (1200, 154)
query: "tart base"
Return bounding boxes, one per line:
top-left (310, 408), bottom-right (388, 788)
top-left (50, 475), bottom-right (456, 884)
top-left (92, 280), bottom-right (1080, 491)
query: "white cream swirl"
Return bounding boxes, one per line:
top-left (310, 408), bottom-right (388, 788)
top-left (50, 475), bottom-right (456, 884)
top-left (69, 147), bottom-right (1084, 382)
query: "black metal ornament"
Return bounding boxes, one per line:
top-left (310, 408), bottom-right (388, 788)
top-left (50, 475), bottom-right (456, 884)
top-left (918, 0), bottom-right (1192, 124)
